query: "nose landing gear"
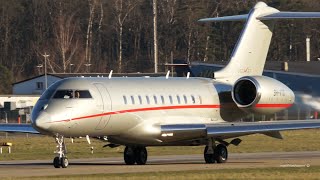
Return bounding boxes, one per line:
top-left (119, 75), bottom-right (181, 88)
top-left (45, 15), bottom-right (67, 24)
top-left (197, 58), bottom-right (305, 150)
top-left (53, 135), bottom-right (69, 168)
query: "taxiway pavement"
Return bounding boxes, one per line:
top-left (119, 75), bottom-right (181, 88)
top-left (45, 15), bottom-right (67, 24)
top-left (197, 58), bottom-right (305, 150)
top-left (0, 151), bottom-right (319, 178)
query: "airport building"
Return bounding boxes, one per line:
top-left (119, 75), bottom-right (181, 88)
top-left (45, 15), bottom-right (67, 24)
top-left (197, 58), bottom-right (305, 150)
top-left (12, 73), bottom-right (167, 95)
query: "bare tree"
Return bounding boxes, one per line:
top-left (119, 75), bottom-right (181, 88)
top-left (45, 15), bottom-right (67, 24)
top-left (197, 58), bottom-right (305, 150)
top-left (54, 13), bottom-right (79, 73)
top-left (113, 0), bottom-right (141, 73)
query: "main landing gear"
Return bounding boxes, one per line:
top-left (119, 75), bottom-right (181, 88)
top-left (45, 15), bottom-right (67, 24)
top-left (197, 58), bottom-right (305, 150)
top-left (124, 146), bottom-right (148, 165)
top-left (53, 135), bottom-right (69, 168)
top-left (204, 138), bottom-right (228, 164)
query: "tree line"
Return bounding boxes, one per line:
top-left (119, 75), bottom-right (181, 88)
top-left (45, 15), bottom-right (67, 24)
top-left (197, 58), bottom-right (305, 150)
top-left (1, 0), bottom-right (320, 93)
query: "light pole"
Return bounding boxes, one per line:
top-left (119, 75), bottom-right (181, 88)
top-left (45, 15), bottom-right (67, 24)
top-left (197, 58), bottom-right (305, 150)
top-left (42, 52), bottom-right (50, 90)
top-left (153, 0), bottom-right (158, 73)
top-left (42, 53), bottom-right (49, 90)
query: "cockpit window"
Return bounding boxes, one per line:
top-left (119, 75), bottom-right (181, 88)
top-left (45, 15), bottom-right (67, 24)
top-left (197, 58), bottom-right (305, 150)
top-left (74, 90), bottom-right (92, 98)
top-left (53, 90), bottom-right (74, 99)
top-left (40, 89), bottom-right (55, 100)
top-left (53, 90), bottom-right (92, 99)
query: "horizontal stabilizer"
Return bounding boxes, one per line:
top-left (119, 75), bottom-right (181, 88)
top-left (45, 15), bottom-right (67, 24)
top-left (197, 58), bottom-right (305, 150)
top-left (198, 14), bottom-right (248, 22)
top-left (258, 12), bottom-right (320, 20)
top-left (198, 12), bottom-right (320, 23)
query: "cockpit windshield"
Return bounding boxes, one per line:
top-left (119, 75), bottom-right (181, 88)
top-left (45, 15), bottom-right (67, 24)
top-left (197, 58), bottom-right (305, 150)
top-left (40, 89), bottom-right (55, 100)
top-left (54, 90), bottom-right (74, 99)
top-left (53, 90), bottom-right (92, 99)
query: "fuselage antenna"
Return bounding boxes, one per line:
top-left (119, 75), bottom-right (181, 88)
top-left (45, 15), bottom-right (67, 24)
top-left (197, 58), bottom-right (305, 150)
top-left (166, 70), bottom-right (170, 79)
top-left (108, 70), bottom-right (113, 79)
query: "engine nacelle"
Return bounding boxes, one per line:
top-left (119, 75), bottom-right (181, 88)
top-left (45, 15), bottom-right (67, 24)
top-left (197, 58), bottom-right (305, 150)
top-left (232, 76), bottom-right (295, 114)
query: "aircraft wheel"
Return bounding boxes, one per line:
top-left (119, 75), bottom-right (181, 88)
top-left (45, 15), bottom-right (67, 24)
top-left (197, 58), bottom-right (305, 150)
top-left (135, 147), bottom-right (148, 165)
top-left (124, 146), bottom-right (136, 165)
top-left (204, 146), bottom-right (215, 164)
top-left (61, 157), bottom-right (69, 168)
top-left (214, 144), bottom-right (228, 163)
top-left (53, 157), bottom-right (61, 168)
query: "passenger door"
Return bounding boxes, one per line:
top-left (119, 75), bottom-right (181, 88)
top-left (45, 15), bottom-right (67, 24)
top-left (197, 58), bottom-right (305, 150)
top-left (94, 83), bottom-right (112, 130)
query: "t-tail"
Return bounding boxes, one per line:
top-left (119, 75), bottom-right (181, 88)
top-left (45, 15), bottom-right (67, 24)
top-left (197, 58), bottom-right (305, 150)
top-left (199, 2), bottom-right (320, 83)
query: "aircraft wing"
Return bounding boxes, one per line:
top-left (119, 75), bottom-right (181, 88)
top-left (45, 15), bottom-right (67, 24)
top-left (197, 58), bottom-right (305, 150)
top-left (0, 124), bottom-right (39, 134)
top-left (160, 120), bottom-right (320, 141)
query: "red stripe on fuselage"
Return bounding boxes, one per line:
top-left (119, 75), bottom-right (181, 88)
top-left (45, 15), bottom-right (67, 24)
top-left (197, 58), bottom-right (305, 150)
top-left (50, 103), bottom-right (292, 123)
top-left (50, 104), bottom-right (220, 123)
top-left (255, 104), bottom-right (293, 108)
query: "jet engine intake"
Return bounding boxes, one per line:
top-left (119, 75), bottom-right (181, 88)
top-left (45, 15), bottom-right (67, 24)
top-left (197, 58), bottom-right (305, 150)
top-left (232, 76), bottom-right (294, 114)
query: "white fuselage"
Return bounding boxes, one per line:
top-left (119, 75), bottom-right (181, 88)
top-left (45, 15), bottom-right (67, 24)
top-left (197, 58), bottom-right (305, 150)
top-left (31, 76), bottom-right (291, 145)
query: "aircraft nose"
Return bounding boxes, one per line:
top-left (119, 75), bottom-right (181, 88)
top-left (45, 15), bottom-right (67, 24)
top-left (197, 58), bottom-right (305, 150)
top-left (33, 112), bottom-right (52, 132)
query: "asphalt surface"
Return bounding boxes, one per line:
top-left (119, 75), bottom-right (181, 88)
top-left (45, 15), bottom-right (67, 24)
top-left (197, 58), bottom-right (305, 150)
top-left (0, 151), bottom-right (319, 178)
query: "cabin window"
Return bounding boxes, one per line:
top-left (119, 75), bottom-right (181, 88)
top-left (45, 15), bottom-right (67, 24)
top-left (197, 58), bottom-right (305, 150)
top-left (169, 95), bottom-right (173, 104)
top-left (138, 95), bottom-right (142, 104)
top-left (198, 95), bottom-right (202, 104)
top-left (183, 95), bottom-right (188, 104)
top-left (74, 90), bottom-right (92, 98)
top-left (123, 96), bottom-right (127, 104)
top-left (53, 90), bottom-right (74, 99)
top-left (146, 96), bottom-right (150, 104)
top-left (191, 95), bottom-right (196, 104)
top-left (131, 96), bottom-right (135, 104)
top-left (153, 95), bottom-right (158, 104)
top-left (176, 95), bottom-right (181, 104)
top-left (161, 95), bottom-right (165, 104)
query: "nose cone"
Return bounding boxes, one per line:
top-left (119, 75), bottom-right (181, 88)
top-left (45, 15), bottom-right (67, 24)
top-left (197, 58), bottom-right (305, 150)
top-left (32, 112), bottom-right (52, 133)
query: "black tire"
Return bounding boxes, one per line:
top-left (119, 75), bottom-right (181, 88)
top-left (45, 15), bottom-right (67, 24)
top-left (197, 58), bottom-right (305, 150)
top-left (61, 157), bottom-right (69, 168)
top-left (135, 147), bottom-right (148, 165)
top-left (53, 157), bottom-right (61, 168)
top-left (204, 146), bottom-right (215, 164)
top-left (214, 144), bottom-right (228, 163)
top-left (124, 146), bottom-right (136, 165)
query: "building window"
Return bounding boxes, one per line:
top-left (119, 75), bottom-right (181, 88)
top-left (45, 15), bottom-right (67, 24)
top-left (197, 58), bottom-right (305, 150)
top-left (36, 82), bottom-right (44, 90)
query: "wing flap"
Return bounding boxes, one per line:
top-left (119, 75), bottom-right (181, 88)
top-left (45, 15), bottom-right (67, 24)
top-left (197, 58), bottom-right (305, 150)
top-left (207, 120), bottom-right (320, 138)
top-left (0, 124), bottom-right (39, 134)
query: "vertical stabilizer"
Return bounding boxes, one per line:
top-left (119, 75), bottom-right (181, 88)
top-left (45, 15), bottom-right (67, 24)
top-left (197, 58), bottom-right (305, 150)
top-left (214, 2), bottom-right (278, 82)
top-left (199, 2), bottom-right (320, 83)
